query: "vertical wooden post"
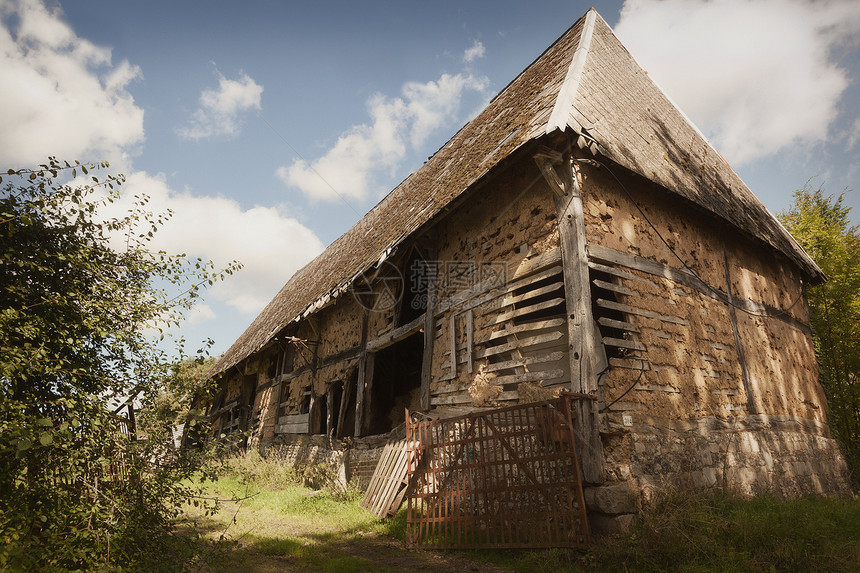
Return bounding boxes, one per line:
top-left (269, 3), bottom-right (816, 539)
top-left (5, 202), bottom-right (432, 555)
top-left (551, 154), bottom-right (603, 483)
top-left (126, 403), bottom-right (137, 441)
top-left (466, 309), bottom-right (474, 374)
top-left (354, 313), bottom-right (370, 436)
top-left (420, 277), bottom-right (437, 411)
top-left (723, 252), bottom-right (756, 414)
top-left (449, 313), bottom-right (457, 379)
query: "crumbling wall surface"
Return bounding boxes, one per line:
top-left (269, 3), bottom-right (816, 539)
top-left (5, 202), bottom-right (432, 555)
top-left (578, 161), bottom-right (826, 422)
top-left (574, 161), bottom-right (849, 509)
top-left (267, 425), bottom-right (406, 490)
top-left (315, 298), bottom-right (365, 369)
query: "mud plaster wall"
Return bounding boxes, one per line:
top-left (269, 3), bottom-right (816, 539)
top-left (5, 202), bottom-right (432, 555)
top-left (426, 156), bottom-right (561, 399)
top-left (575, 162), bottom-right (848, 507)
top-left (578, 163), bottom-right (824, 424)
top-left (314, 298), bottom-right (364, 369)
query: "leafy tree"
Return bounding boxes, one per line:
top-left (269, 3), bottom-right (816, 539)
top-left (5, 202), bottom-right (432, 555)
top-left (0, 157), bottom-right (241, 570)
top-left (779, 186), bottom-right (860, 485)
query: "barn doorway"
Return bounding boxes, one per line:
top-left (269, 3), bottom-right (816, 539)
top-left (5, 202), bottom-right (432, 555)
top-left (367, 331), bottom-right (424, 435)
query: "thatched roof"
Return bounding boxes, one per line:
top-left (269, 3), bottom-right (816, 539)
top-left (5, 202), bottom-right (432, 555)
top-left (213, 9), bottom-right (822, 375)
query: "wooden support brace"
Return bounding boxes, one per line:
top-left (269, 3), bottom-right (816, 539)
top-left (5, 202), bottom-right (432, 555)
top-left (550, 152), bottom-right (603, 484)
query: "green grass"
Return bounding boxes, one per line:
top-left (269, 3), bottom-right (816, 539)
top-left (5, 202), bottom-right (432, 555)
top-left (177, 452), bottom-right (860, 572)
top-left (177, 453), bottom-right (408, 572)
top-left (471, 490), bottom-right (860, 573)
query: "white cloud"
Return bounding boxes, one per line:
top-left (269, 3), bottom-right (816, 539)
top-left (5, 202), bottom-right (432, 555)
top-left (187, 303), bottom-right (216, 325)
top-left (846, 117), bottom-right (860, 151)
top-left (278, 72), bottom-right (489, 202)
top-left (113, 171), bottom-right (324, 315)
top-left (0, 0), bottom-right (144, 166)
top-left (176, 71), bottom-right (263, 140)
top-left (615, 0), bottom-right (860, 166)
top-left (463, 40), bottom-right (486, 63)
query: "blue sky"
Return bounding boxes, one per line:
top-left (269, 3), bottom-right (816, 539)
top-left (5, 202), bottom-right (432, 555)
top-left (2, 0), bottom-right (859, 358)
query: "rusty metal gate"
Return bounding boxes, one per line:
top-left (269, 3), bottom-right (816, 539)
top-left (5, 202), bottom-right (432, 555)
top-left (405, 395), bottom-right (590, 549)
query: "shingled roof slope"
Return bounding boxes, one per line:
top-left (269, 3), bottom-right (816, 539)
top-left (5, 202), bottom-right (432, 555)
top-left (214, 9), bottom-right (820, 375)
top-left (548, 10), bottom-right (821, 282)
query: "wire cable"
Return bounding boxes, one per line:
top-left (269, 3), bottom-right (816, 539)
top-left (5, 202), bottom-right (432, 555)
top-left (600, 356), bottom-right (646, 413)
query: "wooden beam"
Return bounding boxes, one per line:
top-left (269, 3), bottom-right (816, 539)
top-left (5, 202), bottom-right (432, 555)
top-left (449, 313), bottom-right (457, 380)
top-left (552, 154), bottom-right (603, 484)
top-left (491, 297), bottom-right (566, 324)
top-left (466, 309), bottom-right (474, 374)
top-left (484, 351), bottom-right (566, 373)
top-left (484, 317), bottom-right (566, 340)
top-left (420, 274), bottom-right (437, 411)
top-left (320, 346), bottom-right (362, 367)
top-left (597, 316), bottom-right (640, 333)
top-left (602, 337), bottom-right (646, 351)
top-left (474, 331), bottom-right (564, 359)
top-left (366, 313), bottom-right (425, 352)
top-left (724, 252), bottom-right (756, 414)
top-left (354, 313), bottom-right (370, 437)
top-left (500, 280), bottom-right (565, 307)
top-left (488, 368), bottom-right (566, 386)
top-left (587, 243), bottom-right (810, 333)
top-left (596, 298), bottom-right (690, 326)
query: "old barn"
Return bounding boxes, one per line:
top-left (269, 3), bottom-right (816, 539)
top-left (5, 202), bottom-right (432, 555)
top-left (206, 9), bottom-right (849, 535)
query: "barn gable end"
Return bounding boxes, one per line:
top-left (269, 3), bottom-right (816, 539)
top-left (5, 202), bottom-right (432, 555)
top-left (206, 9), bottom-right (849, 532)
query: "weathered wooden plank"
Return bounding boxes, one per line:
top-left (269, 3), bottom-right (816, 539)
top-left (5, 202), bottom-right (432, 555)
top-left (597, 316), bottom-right (640, 333)
top-left (474, 331), bottom-right (565, 359)
top-left (277, 413), bottom-right (309, 426)
top-left (596, 298), bottom-right (690, 325)
top-left (357, 353), bottom-right (375, 436)
top-left (587, 260), bottom-right (640, 282)
top-left (500, 281), bottom-right (565, 307)
top-left (555, 157), bottom-right (602, 484)
top-left (466, 309), bottom-right (474, 374)
top-left (724, 253), bottom-right (756, 414)
top-left (508, 248), bottom-right (562, 282)
top-left (366, 313), bottom-right (425, 352)
top-left (484, 351), bottom-right (566, 373)
top-left (430, 394), bottom-right (473, 406)
top-left (503, 264), bottom-right (563, 295)
top-left (336, 378), bottom-right (353, 439)
top-left (449, 313), bottom-right (457, 379)
top-left (635, 384), bottom-right (680, 393)
top-left (602, 337), bottom-right (646, 351)
top-left (588, 244), bottom-right (811, 333)
top-left (491, 297), bottom-right (566, 324)
top-left (488, 368), bottom-right (566, 386)
top-left (591, 278), bottom-right (635, 296)
top-left (432, 381), bottom-right (468, 395)
top-left (483, 317), bottom-right (566, 341)
top-left (278, 365), bottom-right (311, 383)
top-left (354, 314), bottom-right (370, 437)
top-left (276, 421), bottom-right (308, 434)
top-left (420, 277), bottom-right (437, 411)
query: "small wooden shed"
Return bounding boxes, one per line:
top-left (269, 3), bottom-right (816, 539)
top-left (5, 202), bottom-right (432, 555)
top-left (207, 9), bottom-right (849, 529)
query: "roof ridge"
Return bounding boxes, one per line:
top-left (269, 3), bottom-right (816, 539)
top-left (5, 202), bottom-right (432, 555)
top-left (546, 8), bottom-right (597, 135)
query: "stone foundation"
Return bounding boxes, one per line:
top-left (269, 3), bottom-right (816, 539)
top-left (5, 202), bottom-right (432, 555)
top-left (585, 414), bottom-right (851, 533)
